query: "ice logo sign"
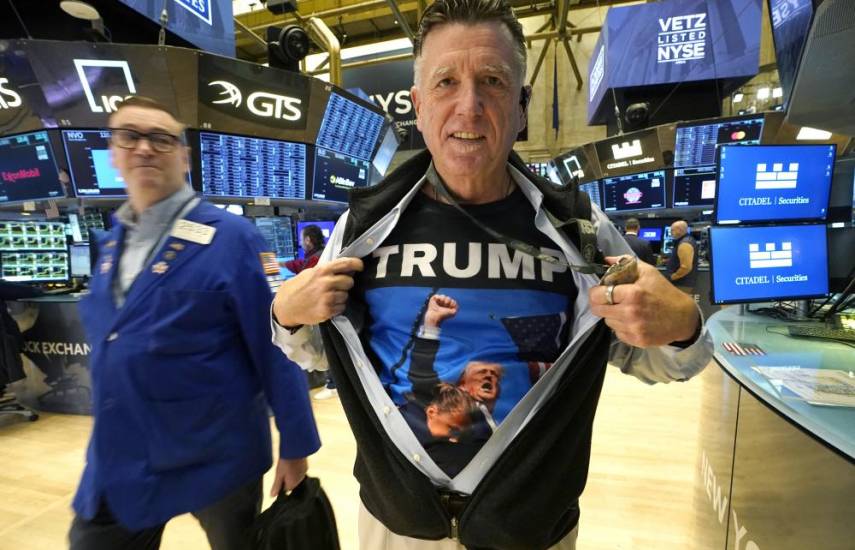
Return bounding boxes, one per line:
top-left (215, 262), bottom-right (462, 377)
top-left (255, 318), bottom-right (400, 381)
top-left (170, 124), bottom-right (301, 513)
top-left (657, 13), bottom-right (707, 64)
top-left (73, 59), bottom-right (136, 114)
top-left (563, 155), bottom-right (584, 179)
top-left (749, 242), bottom-right (793, 269)
top-left (612, 140), bottom-right (642, 160)
top-left (755, 162), bottom-right (799, 190)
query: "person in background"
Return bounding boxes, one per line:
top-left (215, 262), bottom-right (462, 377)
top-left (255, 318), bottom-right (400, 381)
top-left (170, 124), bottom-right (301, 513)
top-left (270, 2), bottom-right (712, 548)
top-left (667, 220), bottom-right (699, 294)
top-left (621, 218), bottom-right (656, 266)
top-left (283, 224), bottom-right (326, 274)
top-left (69, 96), bottom-right (320, 550)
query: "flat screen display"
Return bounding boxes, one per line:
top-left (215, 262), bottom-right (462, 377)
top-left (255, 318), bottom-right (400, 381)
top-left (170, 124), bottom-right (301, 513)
top-left (199, 132), bottom-right (307, 200)
top-left (602, 170), bottom-right (666, 212)
top-left (254, 216), bottom-right (296, 279)
top-left (673, 167), bottom-right (717, 207)
top-left (710, 224), bottom-right (828, 304)
top-left (674, 115), bottom-right (765, 168)
top-left (715, 144), bottom-right (836, 224)
top-left (0, 131), bottom-right (65, 204)
top-left (296, 220), bottom-right (336, 259)
top-left (595, 129), bottom-right (662, 178)
top-left (639, 227), bottom-right (663, 241)
top-left (70, 243), bottom-right (91, 278)
top-left (662, 226), bottom-right (674, 255)
top-left (828, 157), bottom-right (854, 223)
top-left (1, 251), bottom-right (69, 283)
top-left (311, 147), bottom-right (370, 203)
top-left (316, 92), bottom-right (384, 161)
top-left (827, 225), bottom-right (855, 293)
top-left (0, 221), bottom-right (67, 252)
top-left (579, 181), bottom-right (603, 209)
top-left (62, 130), bottom-right (127, 198)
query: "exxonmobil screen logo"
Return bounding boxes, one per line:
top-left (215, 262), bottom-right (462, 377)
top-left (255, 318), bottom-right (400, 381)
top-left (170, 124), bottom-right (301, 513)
top-left (73, 58), bottom-right (137, 114)
top-left (2, 167), bottom-right (41, 183)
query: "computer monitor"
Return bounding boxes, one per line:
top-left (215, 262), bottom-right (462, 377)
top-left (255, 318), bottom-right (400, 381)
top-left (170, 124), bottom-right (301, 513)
top-left (295, 220), bottom-right (336, 259)
top-left (827, 225), bottom-right (855, 293)
top-left (62, 130), bottom-right (127, 198)
top-left (371, 124), bottom-right (399, 178)
top-left (316, 92), bottom-right (385, 162)
top-left (0, 221), bottom-right (67, 252)
top-left (709, 223), bottom-right (828, 304)
top-left (198, 132), bottom-right (308, 200)
top-left (254, 216), bottom-right (296, 279)
top-left (311, 147), bottom-right (370, 203)
top-left (70, 243), bottom-right (91, 278)
top-left (674, 115), bottom-right (765, 169)
top-left (601, 170), bottom-right (666, 212)
top-left (0, 251), bottom-right (70, 283)
top-left (662, 226), bottom-right (674, 255)
top-left (0, 130), bottom-right (65, 204)
top-left (638, 227), bottom-right (662, 242)
top-left (827, 157), bottom-right (854, 223)
top-left (579, 181), bottom-right (602, 209)
top-left (672, 167), bottom-right (718, 208)
top-left (715, 144), bottom-right (836, 224)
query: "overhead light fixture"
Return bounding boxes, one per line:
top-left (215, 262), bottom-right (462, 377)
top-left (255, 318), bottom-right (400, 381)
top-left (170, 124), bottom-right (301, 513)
top-left (757, 87), bottom-right (770, 100)
top-left (796, 127), bottom-right (833, 140)
top-left (772, 87), bottom-right (783, 98)
top-left (59, 0), bottom-right (100, 20)
top-left (732, 92), bottom-right (744, 103)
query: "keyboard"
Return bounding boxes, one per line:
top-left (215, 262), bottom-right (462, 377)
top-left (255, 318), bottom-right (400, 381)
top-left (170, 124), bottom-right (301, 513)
top-left (787, 325), bottom-right (855, 343)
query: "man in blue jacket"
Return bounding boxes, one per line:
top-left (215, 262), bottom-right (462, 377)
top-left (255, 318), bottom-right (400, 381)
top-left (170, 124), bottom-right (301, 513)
top-left (69, 96), bottom-right (320, 550)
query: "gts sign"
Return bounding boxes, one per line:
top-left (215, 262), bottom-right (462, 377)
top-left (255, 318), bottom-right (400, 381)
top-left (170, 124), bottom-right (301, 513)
top-left (0, 78), bottom-right (23, 109)
top-left (208, 80), bottom-right (302, 121)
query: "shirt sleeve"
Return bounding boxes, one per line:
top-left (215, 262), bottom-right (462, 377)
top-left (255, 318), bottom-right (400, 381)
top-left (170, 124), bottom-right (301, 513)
top-left (590, 204), bottom-right (714, 383)
top-left (235, 226), bottom-right (321, 459)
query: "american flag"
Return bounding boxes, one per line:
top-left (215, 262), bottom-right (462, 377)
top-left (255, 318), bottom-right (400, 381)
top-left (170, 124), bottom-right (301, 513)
top-left (501, 312), bottom-right (568, 362)
top-left (259, 252), bottom-right (279, 276)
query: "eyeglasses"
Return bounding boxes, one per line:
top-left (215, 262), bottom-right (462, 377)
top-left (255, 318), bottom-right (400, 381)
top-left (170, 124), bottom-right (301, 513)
top-left (109, 128), bottom-right (181, 153)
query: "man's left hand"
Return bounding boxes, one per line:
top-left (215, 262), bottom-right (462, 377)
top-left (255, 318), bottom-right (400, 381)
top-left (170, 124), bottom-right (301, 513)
top-left (270, 457), bottom-right (308, 497)
top-left (589, 257), bottom-right (699, 348)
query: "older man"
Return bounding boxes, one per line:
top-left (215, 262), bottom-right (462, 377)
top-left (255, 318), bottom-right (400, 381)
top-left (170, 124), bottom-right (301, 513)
top-left (69, 96), bottom-right (319, 550)
top-left (667, 220), bottom-right (699, 294)
top-left (271, 1), bottom-right (712, 548)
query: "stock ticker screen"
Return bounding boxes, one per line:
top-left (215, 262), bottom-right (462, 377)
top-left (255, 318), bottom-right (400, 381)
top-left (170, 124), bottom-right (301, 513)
top-left (602, 170), bottom-right (666, 212)
top-left (199, 132), bottom-right (307, 199)
top-left (674, 116), bottom-right (765, 168)
top-left (62, 130), bottom-right (128, 198)
top-left (316, 92), bottom-right (384, 161)
top-left (311, 147), bottom-right (370, 203)
top-left (673, 167), bottom-right (717, 208)
top-left (710, 224), bottom-right (828, 304)
top-left (715, 144), bottom-right (836, 224)
top-left (579, 181), bottom-right (603, 209)
top-left (0, 221), bottom-right (69, 283)
top-left (0, 131), bottom-right (65, 204)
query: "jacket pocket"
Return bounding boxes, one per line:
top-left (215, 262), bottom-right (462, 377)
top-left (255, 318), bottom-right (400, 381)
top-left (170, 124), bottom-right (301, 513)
top-left (147, 288), bottom-right (232, 355)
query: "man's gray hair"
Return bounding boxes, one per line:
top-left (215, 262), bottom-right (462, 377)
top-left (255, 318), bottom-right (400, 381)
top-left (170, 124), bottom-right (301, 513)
top-left (412, 0), bottom-right (527, 87)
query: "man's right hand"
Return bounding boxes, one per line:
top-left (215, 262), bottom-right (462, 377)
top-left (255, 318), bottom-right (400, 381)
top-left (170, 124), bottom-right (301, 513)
top-left (273, 257), bottom-right (364, 327)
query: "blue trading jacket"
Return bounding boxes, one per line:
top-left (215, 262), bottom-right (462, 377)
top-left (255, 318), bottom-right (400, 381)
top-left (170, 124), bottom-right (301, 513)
top-left (73, 200), bottom-right (320, 530)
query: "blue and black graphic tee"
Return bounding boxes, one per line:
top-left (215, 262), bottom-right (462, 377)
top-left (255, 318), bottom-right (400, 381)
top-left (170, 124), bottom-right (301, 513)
top-left (357, 188), bottom-right (578, 476)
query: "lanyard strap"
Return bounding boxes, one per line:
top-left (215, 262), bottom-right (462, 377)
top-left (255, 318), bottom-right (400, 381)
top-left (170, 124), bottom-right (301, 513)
top-left (426, 165), bottom-right (605, 276)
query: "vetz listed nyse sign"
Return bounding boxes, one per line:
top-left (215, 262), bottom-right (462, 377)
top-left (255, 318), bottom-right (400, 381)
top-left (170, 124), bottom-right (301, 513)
top-left (657, 13), bottom-right (707, 64)
top-left (0, 78), bottom-right (23, 109)
top-left (208, 81), bottom-right (303, 121)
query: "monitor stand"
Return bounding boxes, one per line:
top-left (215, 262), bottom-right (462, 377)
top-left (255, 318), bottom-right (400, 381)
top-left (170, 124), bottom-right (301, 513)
top-left (794, 300), bottom-right (812, 321)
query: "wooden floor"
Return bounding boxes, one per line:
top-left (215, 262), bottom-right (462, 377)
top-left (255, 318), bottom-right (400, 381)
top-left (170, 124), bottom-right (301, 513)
top-left (0, 365), bottom-right (710, 550)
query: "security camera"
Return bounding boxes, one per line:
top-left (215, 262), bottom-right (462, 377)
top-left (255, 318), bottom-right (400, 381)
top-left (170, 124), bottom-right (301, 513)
top-left (624, 102), bottom-right (651, 129)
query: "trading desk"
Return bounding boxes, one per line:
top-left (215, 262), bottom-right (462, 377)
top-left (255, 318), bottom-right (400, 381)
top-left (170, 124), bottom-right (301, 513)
top-left (693, 307), bottom-right (854, 549)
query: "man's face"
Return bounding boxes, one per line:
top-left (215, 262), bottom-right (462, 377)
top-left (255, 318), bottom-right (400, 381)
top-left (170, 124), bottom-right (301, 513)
top-left (670, 222), bottom-right (685, 239)
top-left (109, 106), bottom-right (189, 203)
top-left (426, 405), bottom-right (471, 443)
top-left (411, 22), bottom-right (525, 184)
top-left (459, 361), bottom-right (502, 404)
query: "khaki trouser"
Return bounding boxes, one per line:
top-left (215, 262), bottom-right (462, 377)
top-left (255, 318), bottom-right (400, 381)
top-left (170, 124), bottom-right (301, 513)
top-left (358, 501), bottom-right (579, 550)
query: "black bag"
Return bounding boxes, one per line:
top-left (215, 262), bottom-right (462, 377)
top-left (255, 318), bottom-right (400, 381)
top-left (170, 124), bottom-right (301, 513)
top-left (249, 476), bottom-right (341, 550)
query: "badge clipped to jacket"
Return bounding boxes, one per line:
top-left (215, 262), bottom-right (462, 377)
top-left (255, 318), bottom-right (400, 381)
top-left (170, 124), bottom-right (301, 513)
top-left (248, 476), bottom-right (341, 550)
